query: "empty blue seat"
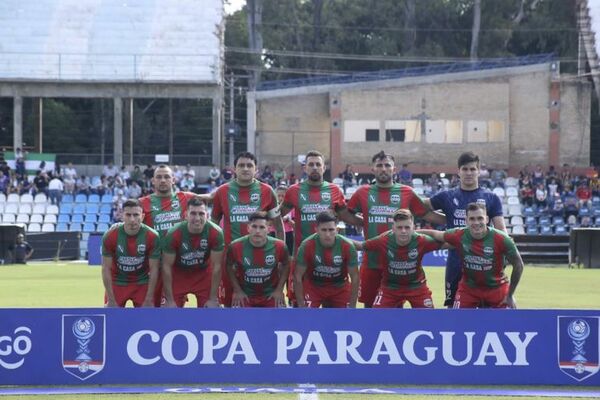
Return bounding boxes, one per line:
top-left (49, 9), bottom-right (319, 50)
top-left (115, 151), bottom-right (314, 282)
top-left (552, 216), bottom-right (565, 225)
top-left (526, 226), bottom-right (538, 235)
top-left (96, 223), bottom-right (110, 232)
top-left (83, 223), bottom-right (96, 232)
top-left (57, 214), bottom-right (70, 223)
top-left (100, 204), bottom-right (112, 214)
top-left (579, 207), bottom-right (590, 217)
top-left (59, 204), bottom-right (73, 214)
top-left (71, 214), bottom-right (84, 223)
top-left (540, 225), bottom-right (552, 235)
top-left (62, 194), bottom-right (74, 203)
top-left (56, 223), bottom-right (69, 232)
top-left (98, 214), bottom-right (111, 224)
top-left (539, 216), bottom-right (551, 226)
top-left (101, 194), bottom-right (113, 204)
top-left (72, 204), bottom-right (86, 214)
top-left (88, 194), bottom-right (100, 203)
top-left (75, 194), bottom-right (87, 203)
top-left (69, 223), bottom-right (82, 232)
top-left (555, 225), bottom-right (568, 235)
top-left (85, 214), bottom-right (98, 223)
top-left (523, 206), bottom-right (536, 217)
top-left (525, 216), bottom-right (536, 225)
top-left (86, 204), bottom-right (99, 214)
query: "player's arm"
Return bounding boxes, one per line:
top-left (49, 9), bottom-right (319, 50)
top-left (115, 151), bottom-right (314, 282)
top-left (294, 260), bottom-right (307, 308)
top-left (101, 256), bottom-right (118, 307)
top-left (278, 203), bottom-right (292, 219)
top-left (269, 252), bottom-right (289, 307)
top-left (348, 266), bottom-right (359, 308)
top-left (268, 208), bottom-right (285, 242)
top-left (416, 229), bottom-right (446, 243)
top-left (351, 239), bottom-right (364, 250)
top-left (143, 257), bottom-right (160, 307)
top-left (226, 249), bottom-right (248, 307)
top-left (206, 250), bottom-right (223, 308)
top-left (492, 216), bottom-right (508, 233)
top-left (24, 244), bottom-right (34, 261)
top-left (503, 250), bottom-right (524, 309)
top-left (160, 252), bottom-right (177, 308)
top-left (196, 191), bottom-right (216, 203)
top-left (338, 207), bottom-right (363, 227)
top-left (422, 209), bottom-right (446, 226)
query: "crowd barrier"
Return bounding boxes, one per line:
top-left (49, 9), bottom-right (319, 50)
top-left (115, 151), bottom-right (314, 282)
top-left (1, 309), bottom-right (598, 386)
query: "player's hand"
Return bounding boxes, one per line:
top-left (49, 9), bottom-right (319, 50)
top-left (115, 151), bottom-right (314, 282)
top-left (501, 294), bottom-right (517, 309)
top-left (268, 291), bottom-right (287, 308)
top-left (163, 299), bottom-right (177, 308)
top-left (141, 298), bottom-right (155, 308)
top-left (204, 299), bottom-right (221, 308)
top-left (105, 299), bottom-right (118, 308)
top-left (231, 291), bottom-right (249, 308)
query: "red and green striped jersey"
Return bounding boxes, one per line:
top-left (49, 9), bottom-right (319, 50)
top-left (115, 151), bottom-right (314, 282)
top-left (226, 235), bottom-right (289, 297)
top-left (139, 191), bottom-right (196, 236)
top-left (296, 233), bottom-right (358, 288)
top-left (364, 231), bottom-right (440, 290)
top-left (348, 184), bottom-right (427, 269)
top-left (443, 227), bottom-right (518, 289)
top-left (211, 180), bottom-right (279, 243)
top-left (101, 223), bottom-right (160, 286)
top-left (162, 220), bottom-right (224, 270)
top-left (282, 181), bottom-right (346, 253)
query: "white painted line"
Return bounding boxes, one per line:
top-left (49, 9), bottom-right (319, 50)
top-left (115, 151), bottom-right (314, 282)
top-left (298, 383), bottom-right (318, 400)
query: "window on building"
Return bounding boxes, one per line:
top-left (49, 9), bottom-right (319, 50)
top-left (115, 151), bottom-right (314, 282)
top-left (366, 129), bottom-right (380, 142)
top-left (385, 129), bottom-right (405, 142)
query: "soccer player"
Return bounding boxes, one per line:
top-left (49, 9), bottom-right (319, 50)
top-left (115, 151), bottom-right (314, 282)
top-left (225, 211), bottom-right (290, 307)
top-left (354, 209), bottom-right (441, 308)
top-left (348, 150), bottom-right (444, 307)
top-left (425, 151), bottom-right (506, 307)
top-left (424, 203), bottom-right (524, 309)
top-left (101, 199), bottom-right (161, 307)
top-left (294, 211), bottom-right (359, 308)
top-left (161, 197), bottom-right (224, 308)
top-left (139, 164), bottom-right (197, 306)
top-left (279, 150), bottom-right (362, 305)
top-left (211, 151), bottom-right (283, 307)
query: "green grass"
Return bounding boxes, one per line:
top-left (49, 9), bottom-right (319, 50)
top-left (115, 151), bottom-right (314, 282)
top-left (0, 261), bottom-right (598, 308)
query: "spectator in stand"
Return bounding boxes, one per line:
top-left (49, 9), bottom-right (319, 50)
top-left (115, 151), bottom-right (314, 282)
top-left (209, 165), bottom-right (221, 186)
top-left (48, 175), bottom-right (64, 206)
top-left (547, 178), bottom-right (560, 199)
top-left (397, 163), bottom-right (413, 186)
top-left (126, 180), bottom-right (142, 199)
top-left (478, 164), bottom-right (491, 188)
top-left (581, 215), bottom-right (592, 228)
top-left (180, 172), bottom-right (195, 191)
top-left (93, 175), bottom-right (108, 196)
top-left (340, 164), bottom-right (355, 193)
top-left (287, 173), bottom-right (298, 186)
top-left (32, 171), bottom-right (49, 196)
top-left (221, 166), bottom-right (233, 182)
top-left (38, 160), bottom-right (51, 175)
top-left (130, 165), bottom-right (144, 186)
top-left (490, 167), bottom-right (507, 189)
top-left (532, 164), bottom-right (545, 186)
top-left (62, 162), bottom-right (77, 194)
top-left (519, 174), bottom-right (532, 189)
top-left (15, 150), bottom-right (26, 180)
top-left (0, 160), bottom-right (10, 177)
top-left (520, 183), bottom-right (534, 207)
top-left (449, 174), bottom-right (460, 188)
top-left (546, 165), bottom-right (558, 180)
top-left (427, 173), bottom-right (441, 193)
top-left (143, 163), bottom-right (155, 182)
top-left (183, 164), bottom-right (196, 181)
top-left (273, 166), bottom-right (286, 187)
top-left (76, 175), bottom-right (91, 195)
top-left (560, 164), bottom-right (573, 188)
top-left (172, 165), bottom-right (183, 186)
top-left (260, 165), bottom-right (275, 187)
top-left (550, 195), bottom-right (564, 217)
top-left (0, 171), bottom-right (9, 195)
top-left (52, 162), bottom-right (62, 179)
top-left (534, 183), bottom-right (548, 210)
top-left (576, 182), bottom-right (592, 209)
top-left (591, 176), bottom-right (600, 196)
top-left (562, 185), bottom-right (579, 218)
top-left (118, 165), bottom-right (130, 185)
top-left (103, 161), bottom-right (119, 178)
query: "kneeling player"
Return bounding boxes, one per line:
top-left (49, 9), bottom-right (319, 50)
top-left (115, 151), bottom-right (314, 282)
top-left (294, 211), bottom-right (359, 308)
top-left (162, 197), bottom-right (223, 308)
top-left (226, 211), bottom-right (290, 307)
top-left (357, 209), bottom-right (440, 308)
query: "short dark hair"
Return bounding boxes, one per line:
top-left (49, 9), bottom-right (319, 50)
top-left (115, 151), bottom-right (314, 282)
top-left (392, 208), bottom-right (414, 222)
top-left (305, 150), bottom-right (324, 161)
top-left (234, 152), bottom-right (257, 167)
top-left (187, 197), bottom-right (206, 208)
top-left (316, 210), bottom-right (337, 225)
top-left (248, 211), bottom-right (268, 222)
top-left (457, 152), bottom-right (480, 168)
top-left (372, 151), bottom-right (395, 163)
top-left (123, 199), bottom-right (142, 209)
top-left (466, 202), bottom-right (486, 216)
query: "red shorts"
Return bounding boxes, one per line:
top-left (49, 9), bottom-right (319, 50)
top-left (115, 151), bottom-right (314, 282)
top-left (106, 283), bottom-right (149, 307)
top-left (304, 280), bottom-right (350, 308)
top-left (373, 285), bottom-right (434, 309)
top-left (358, 264), bottom-right (382, 307)
top-left (172, 266), bottom-right (212, 308)
top-left (453, 282), bottom-right (509, 309)
top-left (233, 296), bottom-right (279, 308)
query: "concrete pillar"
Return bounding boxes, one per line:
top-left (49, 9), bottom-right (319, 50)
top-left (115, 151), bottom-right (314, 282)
top-left (212, 93), bottom-right (222, 167)
top-left (13, 96), bottom-right (23, 151)
top-left (113, 97), bottom-right (123, 166)
top-left (548, 80), bottom-right (560, 167)
top-left (329, 92), bottom-right (343, 178)
top-left (247, 91), bottom-right (256, 155)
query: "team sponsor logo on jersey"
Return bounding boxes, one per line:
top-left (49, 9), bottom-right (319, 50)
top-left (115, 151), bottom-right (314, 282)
top-left (137, 244), bottom-right (146, 254)
top-left (476, 199), bottom-right (487, 206)
top-left (265, 255), bottom-right (275, 265)
top-left (483, 246), bottom-right (493, 256)
top-left (172, 199), bottom-right (180, 209)
top-left (390, 194), bottom-right (401, 204)
top-left (62, 314), bottom-right (105, 381)
top-left (182, 243), bottom-right (189, 251)
top-left (244, 257), bottom-right (251, 266)
top-left (321, 192), bottom-right (331, 201)
top-left (152, 205), bottom-right (160, 211)
top-left (333, 255), bottom-right (342, 266)
top-left (117, 245), bottom-right (124, 254)
top-left (453, 198), bottom-right (459, 206)
top-left (369, 194), bottom-right (376, 202)
top-left (300, 193), bottom-right (308, 201)
top-left (315, 255), bottom-right (322, 264)
top-left (250, 193), bottom-right (260, 203)
top-left (408, 248), bottom-right (418, 259)
top-left (557, 316), bottom-right (600, 381)
top-left (201, 239), bottom-right (208, 248)
top-left (230, 194), bottom-right (237, 202)
top-left (387, 249), bottom-right (395, 258)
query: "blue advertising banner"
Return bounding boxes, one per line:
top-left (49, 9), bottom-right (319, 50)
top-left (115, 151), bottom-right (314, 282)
top-left (1, 309), bottom-right (599, 386)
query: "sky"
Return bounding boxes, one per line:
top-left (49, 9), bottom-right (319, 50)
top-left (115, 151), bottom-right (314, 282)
top-left (224, 0), bottom-right (245, 15)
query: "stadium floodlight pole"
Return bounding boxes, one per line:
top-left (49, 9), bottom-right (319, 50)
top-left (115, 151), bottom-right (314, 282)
top-left (229, 72), bottom-right (235, 167)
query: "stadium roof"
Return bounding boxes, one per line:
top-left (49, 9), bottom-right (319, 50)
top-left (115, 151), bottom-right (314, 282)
top-left (257, 53), bottom-right (556, 91)
top-left (580, 0), bottom-right (600, 110)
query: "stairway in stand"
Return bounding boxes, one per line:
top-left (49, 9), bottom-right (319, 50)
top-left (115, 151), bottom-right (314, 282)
top-left (512, 234), bottom-right (569, 264)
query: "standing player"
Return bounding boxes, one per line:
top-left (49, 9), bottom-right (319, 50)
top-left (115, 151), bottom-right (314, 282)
top-left (211, 152), bottom-right (284, 307)
top-left (161, 197), bottom-right (224, 308)
top-left (226, 212), bottom-right (290, 307)
top-left (101, 199), bottom-right (161, 307)
top-left (139, 164), bottom-right (197, 306)
top-left (294, 211), bottom-right (359, 308)
top-left (354, 209), bottom-right (441, 308)
top-left (424, 203), bottom-right (524, 308)
top-left (426, 152), bottom-right (506, 307)
top-left (279, 150), bottom-right (362, 305)
top-left (348, 150), bottom-right (444, 307)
